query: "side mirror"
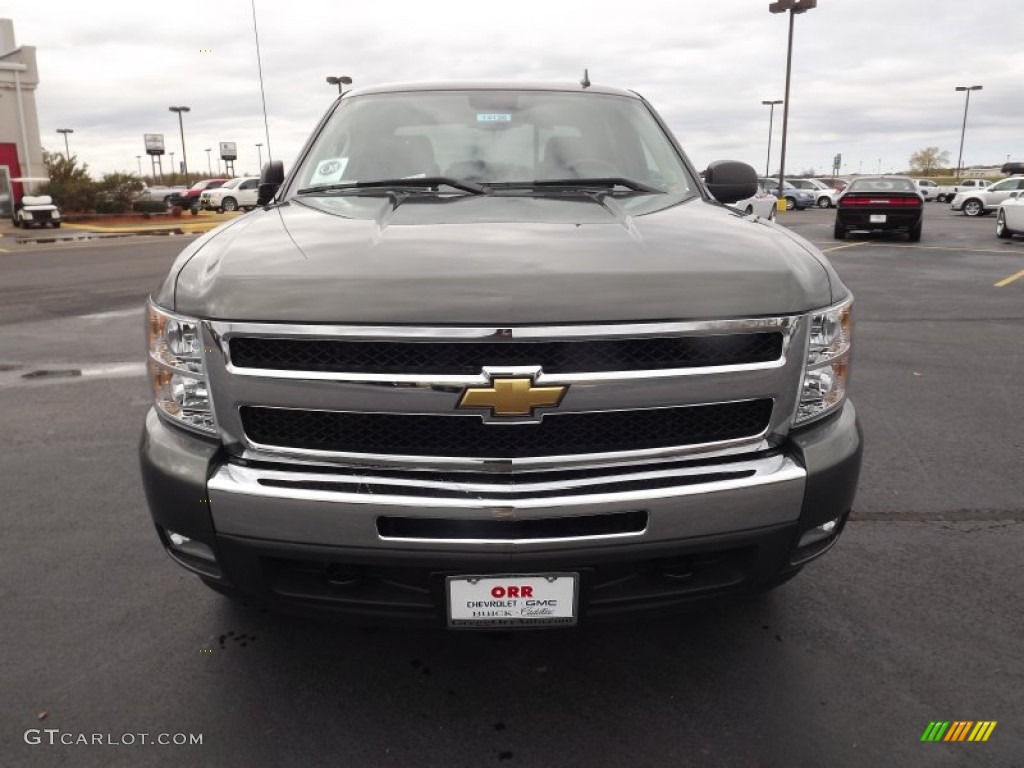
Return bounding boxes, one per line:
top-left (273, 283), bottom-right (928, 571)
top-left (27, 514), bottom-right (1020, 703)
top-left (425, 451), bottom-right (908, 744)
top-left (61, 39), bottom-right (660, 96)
top-left (704, 161), bottom-right (758, 204)
top-left (257, 160), bottom-right (285, 206)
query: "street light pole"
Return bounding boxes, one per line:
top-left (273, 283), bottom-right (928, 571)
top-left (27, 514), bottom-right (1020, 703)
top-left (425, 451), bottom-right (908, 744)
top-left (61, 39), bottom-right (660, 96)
top-left (255, 142), bottom-right (264, 169)
top-left (136, 155), bottom-right (142, 176)
top-left (761, 100), bottom-right (783, 177)
top-left (326, 75), bottom-right (353, 95)
top-left (56, 128), bottom-right (74, 160)
top-left (205, 148), bottom-right (212, 175)
top-left (168, 105), bottom-right (191, 185)
top-left (169, 151), bottom-right (175, 180)
top-left (769, 0), bottom-right (816, 209)
top-left (954, 85), bottom-right (982, 180)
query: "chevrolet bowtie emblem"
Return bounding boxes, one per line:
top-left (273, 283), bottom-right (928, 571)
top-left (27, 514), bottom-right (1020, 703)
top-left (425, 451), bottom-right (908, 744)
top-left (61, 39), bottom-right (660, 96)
top-left (458, 377), bottom-right (567, 418)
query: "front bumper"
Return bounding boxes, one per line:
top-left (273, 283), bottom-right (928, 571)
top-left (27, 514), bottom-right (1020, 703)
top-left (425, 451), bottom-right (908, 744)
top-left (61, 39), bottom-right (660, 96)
top-left (140, 402), bottom-right (862, 624)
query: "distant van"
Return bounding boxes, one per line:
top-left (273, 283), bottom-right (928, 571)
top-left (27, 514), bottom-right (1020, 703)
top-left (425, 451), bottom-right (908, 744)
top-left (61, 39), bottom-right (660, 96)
top-left (1002, 162), bottom-right (1024, 175)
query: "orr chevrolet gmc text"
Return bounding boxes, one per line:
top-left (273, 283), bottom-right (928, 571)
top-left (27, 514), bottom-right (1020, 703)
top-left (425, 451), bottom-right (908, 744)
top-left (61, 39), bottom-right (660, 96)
top-left (140, 82), bottom-right (862, 628)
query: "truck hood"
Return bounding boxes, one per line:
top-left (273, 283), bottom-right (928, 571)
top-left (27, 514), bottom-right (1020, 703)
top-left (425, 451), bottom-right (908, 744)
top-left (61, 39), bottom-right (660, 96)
top-left (169, 193), bottom-right (837, 324)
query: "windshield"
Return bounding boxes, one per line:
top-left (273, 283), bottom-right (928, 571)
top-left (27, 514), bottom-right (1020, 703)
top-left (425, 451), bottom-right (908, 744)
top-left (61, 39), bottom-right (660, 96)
top-left (289, 90), bottom-right (694, 194)
top-left (218, 178), bottom-right (243, 190)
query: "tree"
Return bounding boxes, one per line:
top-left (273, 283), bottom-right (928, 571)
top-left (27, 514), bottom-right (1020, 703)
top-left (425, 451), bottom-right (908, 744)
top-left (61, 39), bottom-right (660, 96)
top-left (96, 172), bottom-right (144, 213)
top-left (42, 150), bottom-right (98, 212)
top-left (908, 147), bottom-right (950, 177)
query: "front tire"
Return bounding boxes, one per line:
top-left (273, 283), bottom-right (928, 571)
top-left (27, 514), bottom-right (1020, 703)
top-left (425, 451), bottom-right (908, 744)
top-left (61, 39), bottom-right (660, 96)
top-left (221, 197), bottom-right (238, 212)
top-left (962, 199), bottom-right (983, 217)
top-left (996, 210), bottom-right (1013, 239)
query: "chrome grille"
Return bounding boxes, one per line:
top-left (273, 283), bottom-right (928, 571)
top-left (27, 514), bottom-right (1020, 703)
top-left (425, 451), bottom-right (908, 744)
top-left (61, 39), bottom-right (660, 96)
top-left (229, 333), bottom-right (784, 374)
top-left (240, 400), bottom-right (773, 459)
top-left (204, 317), bottom-right (805, 469)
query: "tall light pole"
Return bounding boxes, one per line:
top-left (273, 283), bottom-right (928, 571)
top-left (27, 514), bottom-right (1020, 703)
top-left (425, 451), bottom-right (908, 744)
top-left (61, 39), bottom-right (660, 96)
top-left (136, 155), bottom-right (142, 176)
top-left (169, 151), bottom-right (175, 179)
top-left (168, 105), bottom-right (191, 185)
top-left (56, 128), bottom-right (74, 160)
top-left (769, 0), bottom-right (816, 208)
top-left (326, 75), bottom-right (353, 95)
top-left (205, 148), bottom-right (213, 175)
top-left (761, 100), bottom-right (783, 177)
top-left (954, 85), bottom-right (982, 180)
top-left (255, 142), bottom-right (264, 169)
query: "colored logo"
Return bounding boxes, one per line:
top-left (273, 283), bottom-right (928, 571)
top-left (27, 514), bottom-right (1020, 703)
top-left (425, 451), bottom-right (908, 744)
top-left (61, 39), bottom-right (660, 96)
top-left (458, 377), bottom-right (567, 418)
top-left (921, 721), bottom-right (997, 742)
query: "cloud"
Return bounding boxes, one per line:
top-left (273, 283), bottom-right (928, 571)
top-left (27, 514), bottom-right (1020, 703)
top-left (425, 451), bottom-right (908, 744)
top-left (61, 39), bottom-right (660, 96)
top-left (12, 0), bottom-right (1023, 175)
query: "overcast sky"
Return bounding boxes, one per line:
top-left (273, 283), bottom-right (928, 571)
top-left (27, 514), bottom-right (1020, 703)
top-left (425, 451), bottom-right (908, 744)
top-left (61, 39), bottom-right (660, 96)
top-left (10, 0), bottom-right (1024, 179)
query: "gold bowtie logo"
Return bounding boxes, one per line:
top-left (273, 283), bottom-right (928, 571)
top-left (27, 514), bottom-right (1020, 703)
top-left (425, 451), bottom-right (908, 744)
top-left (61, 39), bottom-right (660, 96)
top-left (458, 377), bottom-right (567, 417)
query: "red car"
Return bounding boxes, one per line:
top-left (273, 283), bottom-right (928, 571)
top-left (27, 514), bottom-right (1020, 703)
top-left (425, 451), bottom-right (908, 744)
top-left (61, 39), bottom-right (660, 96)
top-left (168, 179), bottom-right (227, 213)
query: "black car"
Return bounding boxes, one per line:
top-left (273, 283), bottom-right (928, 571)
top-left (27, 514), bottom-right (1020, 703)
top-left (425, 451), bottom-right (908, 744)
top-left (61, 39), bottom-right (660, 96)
top-left (833, 176), bottom-right (923, 241)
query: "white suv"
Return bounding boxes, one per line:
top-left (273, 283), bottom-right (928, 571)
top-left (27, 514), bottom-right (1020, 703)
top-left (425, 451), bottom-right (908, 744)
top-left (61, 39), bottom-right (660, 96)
top-left (951, 176), bottom-right (1024, 217)
top-left (789, 178), bottom-right (838, 208)
top-left (199, 177), bottom-right (260, 212)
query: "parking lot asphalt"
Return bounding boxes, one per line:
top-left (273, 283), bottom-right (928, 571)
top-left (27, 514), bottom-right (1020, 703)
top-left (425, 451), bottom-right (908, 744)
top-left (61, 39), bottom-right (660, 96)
top-left (1, 203), bottom-right (1021, 767)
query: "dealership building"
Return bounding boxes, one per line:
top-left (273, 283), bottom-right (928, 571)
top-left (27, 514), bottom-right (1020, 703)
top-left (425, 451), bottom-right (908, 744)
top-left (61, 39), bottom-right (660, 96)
top-left (0, 18), bottom-right (44, 215)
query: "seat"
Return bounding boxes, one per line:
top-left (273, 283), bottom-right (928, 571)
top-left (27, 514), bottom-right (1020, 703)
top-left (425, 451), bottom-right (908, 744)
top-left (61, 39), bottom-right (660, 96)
top-left (388, 136), bottom-right (440, 178)
top-left (348, 134), bottom-right (440, 180)
top-left (539, 136), bottom-right (590, 178)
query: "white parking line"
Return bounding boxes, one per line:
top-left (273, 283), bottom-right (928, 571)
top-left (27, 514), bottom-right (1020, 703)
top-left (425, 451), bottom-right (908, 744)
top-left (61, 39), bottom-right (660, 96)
top-left (78, 307), bottom-right (144, 321)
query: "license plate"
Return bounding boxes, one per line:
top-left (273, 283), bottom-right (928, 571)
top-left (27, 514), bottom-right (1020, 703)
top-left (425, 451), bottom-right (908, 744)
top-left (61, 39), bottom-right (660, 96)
top-left (447, 573), bottom-right (578, 628)
top-left (869, 214), bottom-right (887, 223)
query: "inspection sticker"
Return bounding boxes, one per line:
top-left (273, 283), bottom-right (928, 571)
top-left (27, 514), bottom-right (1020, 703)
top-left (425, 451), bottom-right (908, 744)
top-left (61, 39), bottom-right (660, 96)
top-left (309, 157), bottom-right (349, 184)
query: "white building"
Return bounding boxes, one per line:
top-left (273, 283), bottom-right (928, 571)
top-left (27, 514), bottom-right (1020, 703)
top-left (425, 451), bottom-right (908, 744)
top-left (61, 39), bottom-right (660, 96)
top-left (0, 18), bottom-right (44, 215)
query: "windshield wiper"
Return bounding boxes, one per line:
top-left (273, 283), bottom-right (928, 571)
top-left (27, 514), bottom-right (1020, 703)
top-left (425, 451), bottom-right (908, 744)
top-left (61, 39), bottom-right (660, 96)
top-left (489, 178), bottom-right (665, 194)
top-left (296, 177), bottom-right (487, 195)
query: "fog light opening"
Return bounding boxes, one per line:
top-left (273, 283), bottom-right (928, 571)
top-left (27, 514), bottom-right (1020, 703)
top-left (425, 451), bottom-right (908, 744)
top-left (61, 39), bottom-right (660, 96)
top-left (166, 529), bottom-right (217, 563)
top-left (791, 515), bottom-right (844, 565)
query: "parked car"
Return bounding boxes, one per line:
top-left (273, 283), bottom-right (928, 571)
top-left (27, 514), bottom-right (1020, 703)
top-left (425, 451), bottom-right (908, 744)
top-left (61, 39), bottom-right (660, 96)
top-left (820, 178), bottom-right (849, 192)
top-left (168, 179), bottom-right (228, 213)
top-left (935, 178), bottom-right (989, 203)
top-left (12, 193), bottom-right (62, 228)
top-left (138, 185), bottom-right (187, 205)
top-left (833, 175), bottom-right (923, 241)
top-left (140, 81), bottom-right (861, 626)
top-left (913, 179), bottom-right (939, 201)
top-left (789, 178), bottom-right (837, 208)
top-left (950, 176), bottom-right (1024, 217)
top-left (198, 177), bottom-right (260, 212)
top-left (995, 190), bottom-right (1024, 239)
top-left (759, 178), bottom-right (816, 210)
top-left (732, 182), bottom-right (777, 220)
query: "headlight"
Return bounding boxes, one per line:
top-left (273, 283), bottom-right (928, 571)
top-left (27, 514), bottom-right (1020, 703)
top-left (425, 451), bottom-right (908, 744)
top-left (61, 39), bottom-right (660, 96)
top-left (147, 302), bottom-right (217, 435)
top-left (795, 296), bottom-right (853, 426)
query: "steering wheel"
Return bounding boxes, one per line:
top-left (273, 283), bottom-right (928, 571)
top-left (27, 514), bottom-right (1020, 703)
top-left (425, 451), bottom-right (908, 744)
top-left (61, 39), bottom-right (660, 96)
top-left (565, 158), bottom-right (621, 177)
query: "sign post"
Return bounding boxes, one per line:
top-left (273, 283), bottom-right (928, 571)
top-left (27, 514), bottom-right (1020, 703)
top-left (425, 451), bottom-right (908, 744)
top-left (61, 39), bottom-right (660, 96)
top-left (144, 133), bottom-right (166, 183)
top-left (219, 142), bottom-right (237, 177)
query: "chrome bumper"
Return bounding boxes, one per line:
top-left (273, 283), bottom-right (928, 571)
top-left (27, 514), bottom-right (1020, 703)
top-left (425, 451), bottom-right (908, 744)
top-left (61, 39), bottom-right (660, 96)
top-left (207, 452), bottom-right (806, 552)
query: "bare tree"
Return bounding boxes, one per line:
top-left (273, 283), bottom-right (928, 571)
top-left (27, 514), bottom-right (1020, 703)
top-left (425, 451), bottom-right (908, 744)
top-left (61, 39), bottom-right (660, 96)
top-left (909, 147), bottom-right (950, 176)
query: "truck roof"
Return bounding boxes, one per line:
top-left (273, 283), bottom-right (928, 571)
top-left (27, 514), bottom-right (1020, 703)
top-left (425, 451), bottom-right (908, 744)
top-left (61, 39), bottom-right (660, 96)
top-left (343, 81), bottom-right (641, 99)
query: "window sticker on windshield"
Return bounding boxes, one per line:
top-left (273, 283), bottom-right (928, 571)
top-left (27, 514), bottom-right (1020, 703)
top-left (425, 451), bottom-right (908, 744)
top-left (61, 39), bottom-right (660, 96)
top-left (476, 113), bottom-right (512, 122)
top-left (310, 157), bottom-right (349, 184)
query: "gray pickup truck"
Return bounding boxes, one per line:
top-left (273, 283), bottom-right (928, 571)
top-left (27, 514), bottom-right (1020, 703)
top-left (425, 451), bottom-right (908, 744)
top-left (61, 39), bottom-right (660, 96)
top-left (140, 82), bottom-right (862, 628)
